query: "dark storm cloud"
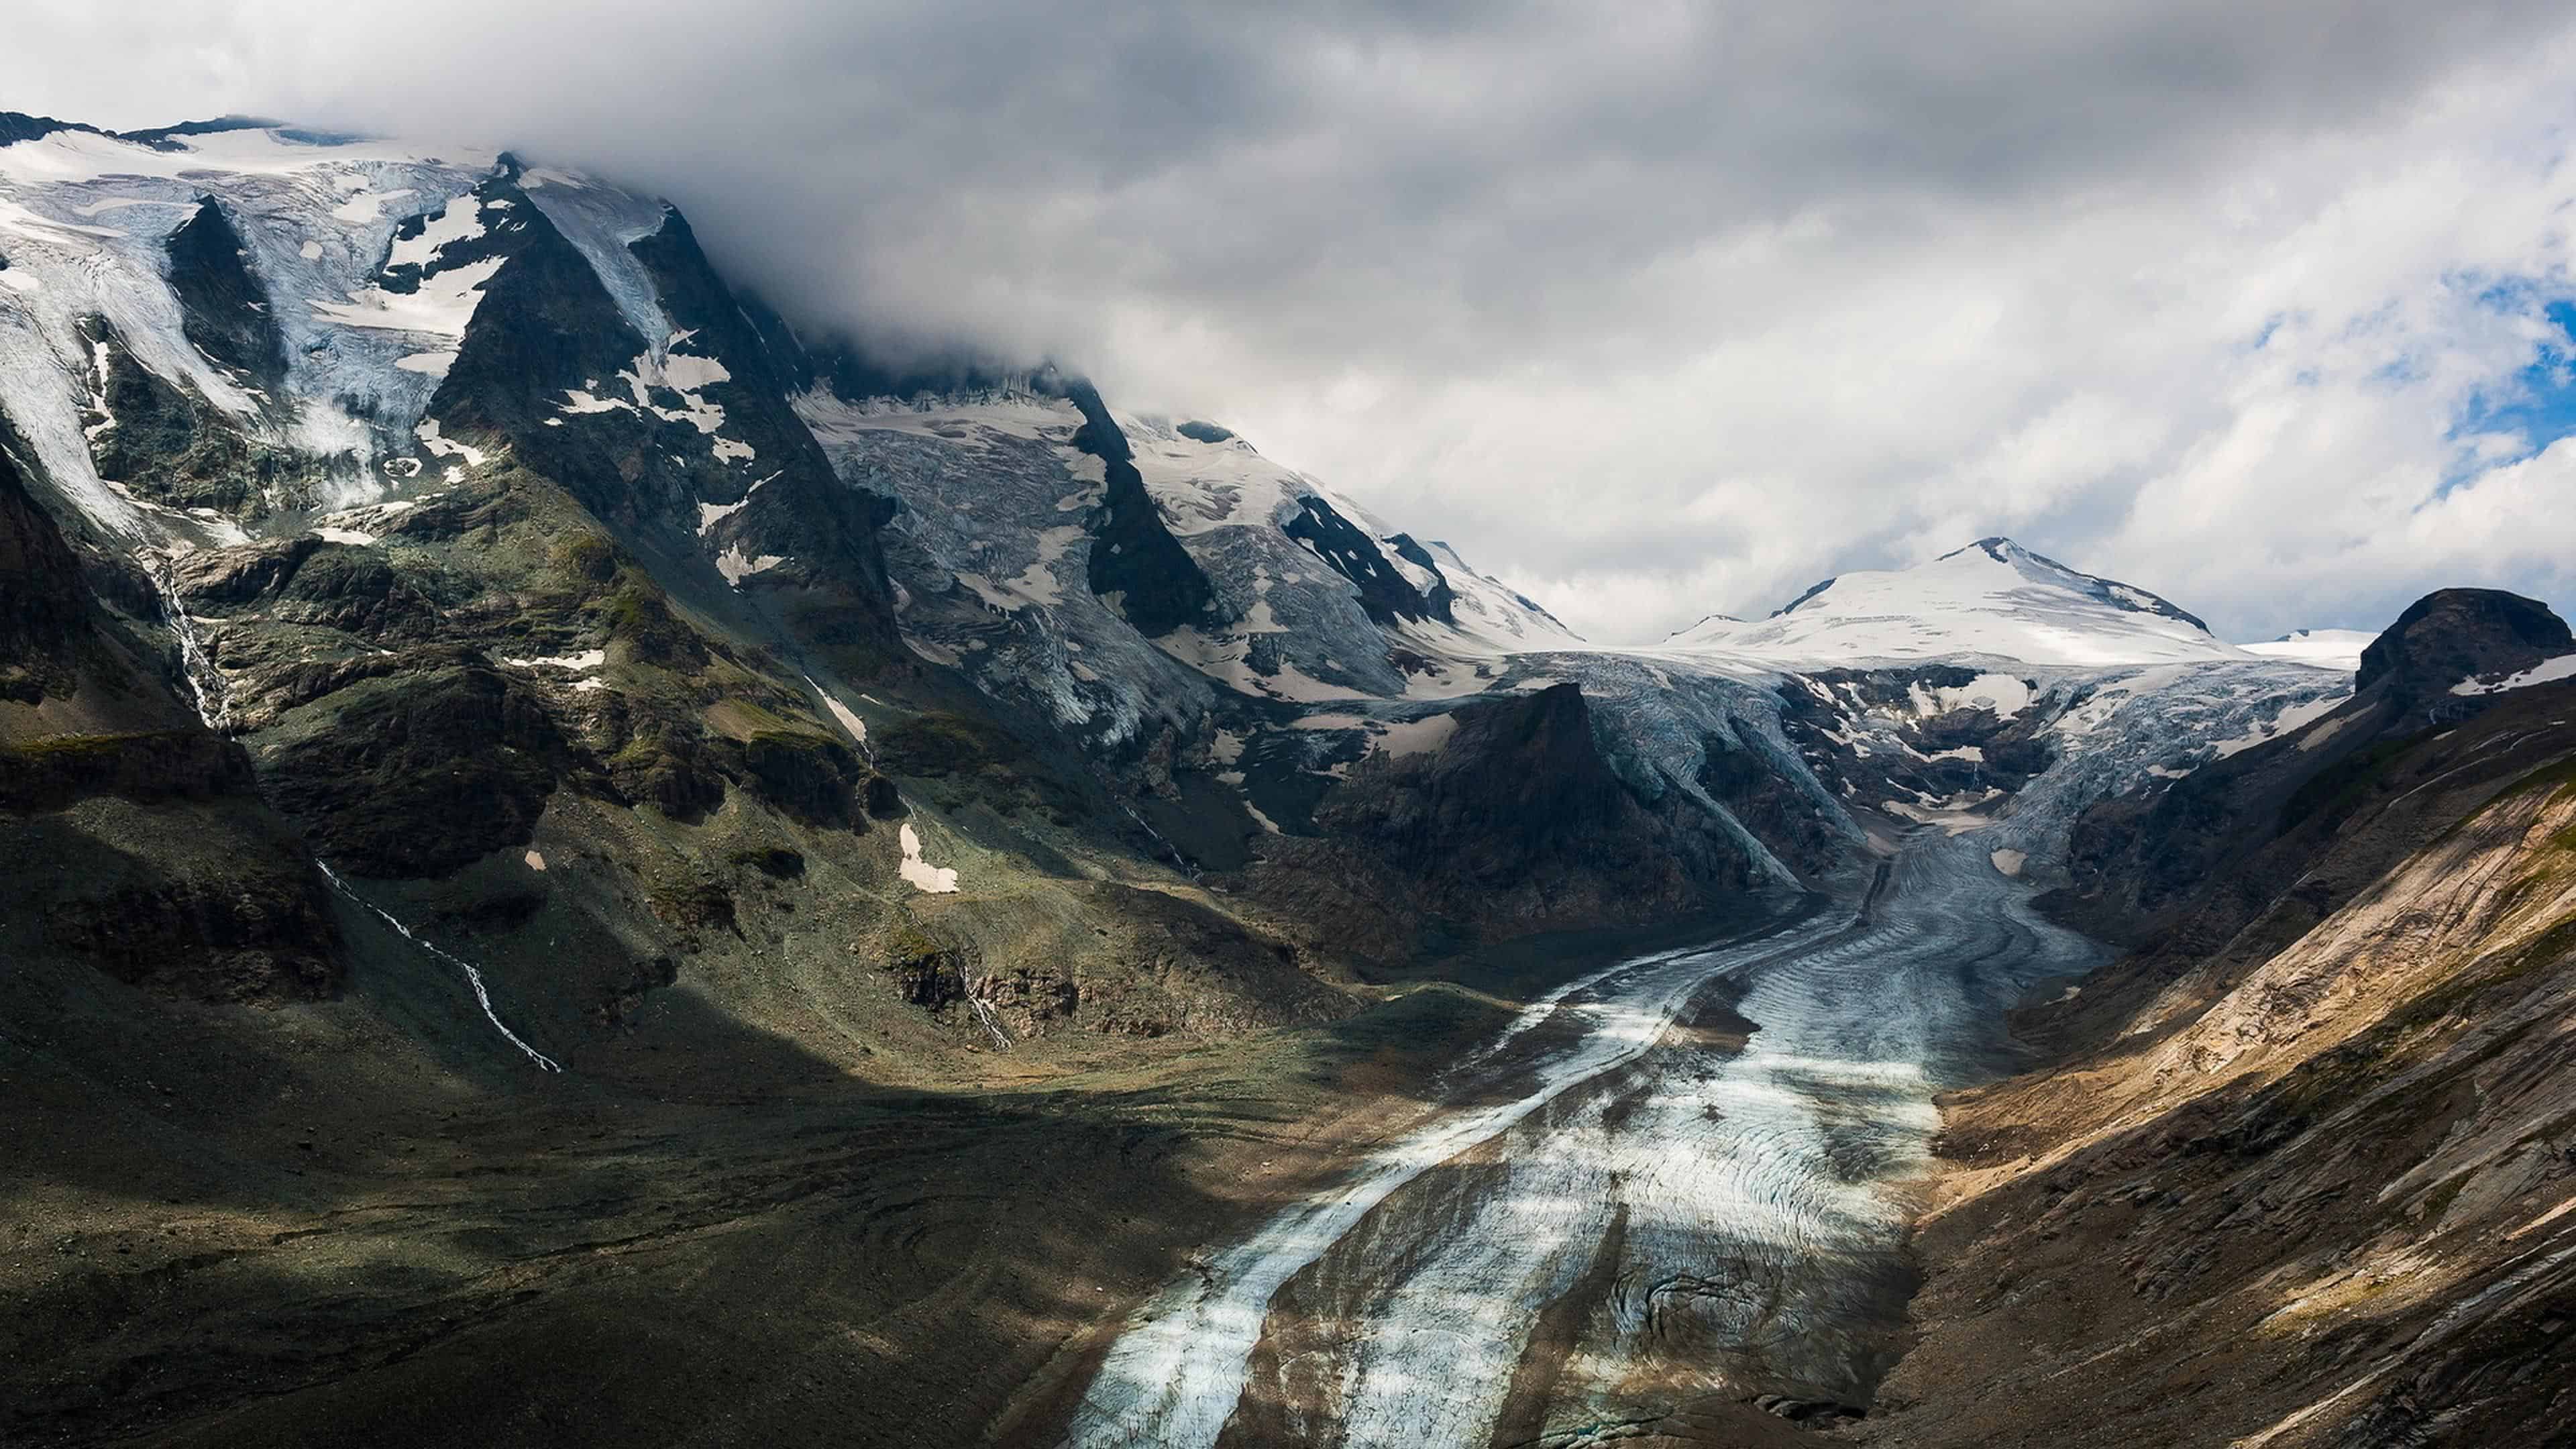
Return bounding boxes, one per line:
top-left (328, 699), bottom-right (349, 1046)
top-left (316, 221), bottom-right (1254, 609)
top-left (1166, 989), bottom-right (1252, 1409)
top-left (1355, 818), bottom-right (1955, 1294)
top-left (9, 1), bottom-right (2576, 640)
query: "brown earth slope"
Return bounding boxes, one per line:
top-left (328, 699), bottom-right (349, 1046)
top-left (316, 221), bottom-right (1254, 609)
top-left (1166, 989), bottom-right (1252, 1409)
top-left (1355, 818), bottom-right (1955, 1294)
top-left (1864, 678), bottom-right (2576, 1449)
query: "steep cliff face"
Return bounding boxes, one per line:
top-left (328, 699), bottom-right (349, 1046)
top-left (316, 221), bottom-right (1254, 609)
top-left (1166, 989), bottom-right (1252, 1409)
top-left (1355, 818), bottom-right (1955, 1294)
top-left (0, 429), bottom-right (338, 1002)
top-left (1289, 682), bottom-right (1763, 942)
top-left (2355, 586), bottom-right (2571, 705)
top-left (2049, 586), bottom-right (2573, 954)
top-left (1064, 378), bottom-right (1226, 638)
top-left (1862, 608), bottom-right (2576, 1448)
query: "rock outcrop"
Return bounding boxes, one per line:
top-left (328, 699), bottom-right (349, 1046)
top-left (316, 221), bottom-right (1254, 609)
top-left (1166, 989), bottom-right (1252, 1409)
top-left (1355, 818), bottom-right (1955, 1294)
top-left (1866, 639), bottom-right (2576, 1449)
top-left (2049, 588), bottom-right (2573, 951)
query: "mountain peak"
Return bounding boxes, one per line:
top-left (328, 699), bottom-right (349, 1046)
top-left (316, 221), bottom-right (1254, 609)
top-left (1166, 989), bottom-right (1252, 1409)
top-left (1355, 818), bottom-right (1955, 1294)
top-left (1667, 539), bottom-right (2237, 666)
top-left (2359, 588), bottom-right (2571, 700)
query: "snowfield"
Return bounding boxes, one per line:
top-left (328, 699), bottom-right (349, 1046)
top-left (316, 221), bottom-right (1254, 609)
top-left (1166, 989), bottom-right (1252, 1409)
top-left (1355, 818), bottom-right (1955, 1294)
top-left (0, 121), bottom-right (686, 542)
top-left (1664, 537), bottom-right (2247, 667)
top-left (2241, 627), bottom-right (2376, 672)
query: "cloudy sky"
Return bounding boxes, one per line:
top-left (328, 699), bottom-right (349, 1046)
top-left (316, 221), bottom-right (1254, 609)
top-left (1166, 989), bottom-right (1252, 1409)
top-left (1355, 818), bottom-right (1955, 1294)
top-left (10, 1), bottom-right (2576, 643)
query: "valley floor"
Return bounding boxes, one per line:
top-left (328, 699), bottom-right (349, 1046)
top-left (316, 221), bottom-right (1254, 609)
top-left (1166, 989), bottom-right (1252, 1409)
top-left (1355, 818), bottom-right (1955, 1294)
top-left (1059, 826), bottom-right (2098, 1447)
top-left (21, 777), bottom-right (2567, 1448)
top-left (3, 898), bottom-right (1764, 1448)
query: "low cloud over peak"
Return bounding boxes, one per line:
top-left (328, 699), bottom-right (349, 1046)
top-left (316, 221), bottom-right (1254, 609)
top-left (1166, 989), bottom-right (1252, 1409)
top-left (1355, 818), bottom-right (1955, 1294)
top-left (9, 0), bottom-right (2575, 643)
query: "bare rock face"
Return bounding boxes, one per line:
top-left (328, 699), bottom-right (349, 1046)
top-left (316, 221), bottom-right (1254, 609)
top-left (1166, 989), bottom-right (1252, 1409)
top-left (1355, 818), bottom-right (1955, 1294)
top-left (2051, 588), bottom-right (2574, 949)
top-left (1309, 682), bottom-right (1757, 936)
top-left (1063, 380), bottom-right (1226, 637)
top-left (1870, 686), bottom-right (2576, 1449)
top-left (0, 425), bottom-right (107, 705)
top-left (2355, 586), bottom-right (2571, 707)
top-left (36, 841), bottom-right (338, 1002)
top-left (1320, 684), bottom-right (1628, 879)
top-left (0, 438), bottom-right (341, 1002)
top-left (261, 665), bottom-right (576, 879)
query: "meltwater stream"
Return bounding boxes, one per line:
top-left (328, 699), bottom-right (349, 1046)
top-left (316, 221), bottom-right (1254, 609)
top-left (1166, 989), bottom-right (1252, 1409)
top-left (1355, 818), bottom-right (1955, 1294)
top-left (1063, 828), bottom-right (2101, 1447)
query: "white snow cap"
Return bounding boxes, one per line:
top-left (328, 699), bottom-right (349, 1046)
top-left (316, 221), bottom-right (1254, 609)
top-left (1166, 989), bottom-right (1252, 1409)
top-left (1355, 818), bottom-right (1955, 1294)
top-left (2239, 628), bottom-right (2377, 673)
top-left (1666, 537), bottom-right (2245, 667)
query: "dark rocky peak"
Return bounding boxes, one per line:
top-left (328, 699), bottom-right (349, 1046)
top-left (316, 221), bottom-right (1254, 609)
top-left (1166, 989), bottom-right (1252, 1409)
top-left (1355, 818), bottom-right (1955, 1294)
top-left (426, 180), bottom-right (649, 460)
top-left (1320, 683), bottom-right (1633, 872)
top-left (1772, 576), bottom-right (1838, 617)
top-left (423, 194), bottom-right (904, 670)
top-left (164, 198), bottom-right (286, 388)
top-left (2355, 588), bottom-right (2570, 699)
top-left (115, 115), bottom-right (287, 150)
top-left (1174, 420), bottom-right (1235, 444)
top-left (1063, 378), bottom-right (1227, 637)
top-left (1281, 496), bottom-right (1455, 627)
top-left (378, 173), bottom-right (529, 297)
top-left (628, 204), bottom-right (833, 464)
top-left (627, 203), bottom-right (904, 627)
top-left (1313, 681), bottom-right (1756, 915)
top-left (0, 111), bottom-right (103, 147)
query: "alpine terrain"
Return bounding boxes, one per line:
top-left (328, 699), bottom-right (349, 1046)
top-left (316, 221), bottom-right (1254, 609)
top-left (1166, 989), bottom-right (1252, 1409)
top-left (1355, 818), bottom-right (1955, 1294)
top-left (2, 116), bottom-right (2572, 1449)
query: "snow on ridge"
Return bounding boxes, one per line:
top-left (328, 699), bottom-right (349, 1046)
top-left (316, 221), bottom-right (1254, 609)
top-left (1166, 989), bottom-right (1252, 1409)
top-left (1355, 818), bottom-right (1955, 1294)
top-left (1118, 413), bottom-right (1314, 537)
top-left (0, 120), bottom-right (712, 545)
top-left (1665, 539), bottom-right (2243, 668)
top-left (519, 180), bottom-right (674, 358)
top-left (2240, 628), bottom-right (2375, 673)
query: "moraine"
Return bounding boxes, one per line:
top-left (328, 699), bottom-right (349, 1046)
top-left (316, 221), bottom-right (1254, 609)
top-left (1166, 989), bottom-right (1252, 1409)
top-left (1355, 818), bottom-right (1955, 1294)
top-left (1062, 824), bottom-right (2101, 1446)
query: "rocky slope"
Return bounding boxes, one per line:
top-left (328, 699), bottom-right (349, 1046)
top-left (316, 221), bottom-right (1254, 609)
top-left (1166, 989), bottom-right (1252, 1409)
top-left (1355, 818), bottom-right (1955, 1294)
top-left (1861, 593), bottom-right (2576, 1448)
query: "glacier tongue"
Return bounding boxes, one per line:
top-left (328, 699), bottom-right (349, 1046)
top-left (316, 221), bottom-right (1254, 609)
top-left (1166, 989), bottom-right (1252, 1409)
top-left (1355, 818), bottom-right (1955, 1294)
top-left (1063, 829), bottom-right (2104, 1446)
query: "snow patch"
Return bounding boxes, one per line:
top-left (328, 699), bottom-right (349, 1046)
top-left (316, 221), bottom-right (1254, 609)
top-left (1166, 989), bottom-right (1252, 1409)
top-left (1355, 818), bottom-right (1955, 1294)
top-left (716, 545), bottom-right (786, 585)
top-left (413, 418), bottom-right (486, 468)
top-left (804, 675), bottom-right (868, 745)
top-left (310, 253), bottom-right (502, 338)
top-left (500, 649), bottom-right (605, 673)
top-left (898, 824), bottom-right (959, 894)
top-left (1374, 713), bottom-right (1459, 759)
top-left (2452, 653), bottom-right (2576, 696)
top-left (2211, 693), bottom-right (2345, 757)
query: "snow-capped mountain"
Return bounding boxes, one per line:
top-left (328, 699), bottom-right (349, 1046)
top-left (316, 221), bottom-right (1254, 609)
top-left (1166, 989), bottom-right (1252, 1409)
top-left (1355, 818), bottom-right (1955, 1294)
top-left (0, 113), bottom-right (2371, 955)
top-left (795, 384), bottom-right (1580, 733)
top-left (1664, 537), bottom-right (2245, 667)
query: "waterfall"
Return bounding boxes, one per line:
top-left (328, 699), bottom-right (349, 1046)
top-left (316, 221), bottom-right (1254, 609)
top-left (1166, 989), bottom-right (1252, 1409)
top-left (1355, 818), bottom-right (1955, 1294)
top-left (146, 553), bottom-right (228, 732)
top-left (965, 989), bottom-right (1013, 1051)
top-left (1117, 800), bottom-right (1201, 881)
top-left (315, 861), bottom-right (564, 1073)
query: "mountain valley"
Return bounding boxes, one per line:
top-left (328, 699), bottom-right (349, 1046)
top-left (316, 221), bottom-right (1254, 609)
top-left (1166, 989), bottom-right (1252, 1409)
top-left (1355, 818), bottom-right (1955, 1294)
top-left (1, 116), bottom-right (2572, 1448)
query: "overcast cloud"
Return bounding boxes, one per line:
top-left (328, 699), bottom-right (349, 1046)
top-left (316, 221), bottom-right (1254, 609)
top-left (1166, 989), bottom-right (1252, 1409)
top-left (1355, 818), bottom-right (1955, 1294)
top-left (9, 1), bottom-right (2576, 643)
